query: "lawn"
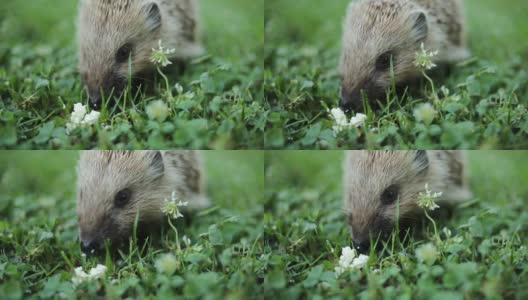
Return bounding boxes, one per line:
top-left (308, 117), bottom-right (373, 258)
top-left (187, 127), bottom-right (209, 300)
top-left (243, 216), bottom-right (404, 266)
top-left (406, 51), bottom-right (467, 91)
top-left (0, 151), bottom-right (265, 299)
top-left (264, 0), bottom-right (528, 149)
top-left (263, 151), bottom-right (528, 298)
top-left (0, 0), bottom-right (264, 149)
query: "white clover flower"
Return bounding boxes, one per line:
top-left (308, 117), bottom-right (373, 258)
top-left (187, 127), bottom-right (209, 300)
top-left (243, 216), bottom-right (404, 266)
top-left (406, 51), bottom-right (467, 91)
top-left (350, 254), bottom-right (369, 269)
top-left (66, 103), bottom-right (100, 134)
top-left (150, 40), bottom-right (176, 67)
top-left (413, 103), bottom-right (437, 125)
top-left (329, 107), bottom-right (348, 134)
top-left (415, 242), bottom-right (439, 265)
top-left (334, 246), bottom-right (369, 276)
top-left (340, 246), bottom-right (357, 266)
top-left (161, 191), bottom-right (188, 219)
top-left (415, 43), bottom-right (438, 70)
top-left (329, 108), bottom-right (367, 135)
top-left (146, 100), bottom-right (169, 122)
top-left (155, 253), bottom-right (179, 275)
top-left (82, 111), bottom-right (100, 126)
top-left (71, 103), bottom-right (87, 124)
top-left (72, 264), bottom-right (107, 286)
top-left (349, 113), bottom-right (367, 128)
top-left (417, 183), bottom-right (442, 211)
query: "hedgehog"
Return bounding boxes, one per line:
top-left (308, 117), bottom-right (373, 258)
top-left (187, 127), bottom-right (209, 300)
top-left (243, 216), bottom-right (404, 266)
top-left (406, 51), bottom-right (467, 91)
top-left (338, 0), bottom-right (470, 112)
top-left (77, 0), bottom-right (204, 110)
top-left (343, 150), bottom-right (472, 253)
top-left (76, 150), bottom-right (209, 254)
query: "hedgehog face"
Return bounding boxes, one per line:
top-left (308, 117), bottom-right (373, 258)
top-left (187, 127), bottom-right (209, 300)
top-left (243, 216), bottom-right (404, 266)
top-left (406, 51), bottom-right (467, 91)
top-left (339, 0), bottom-right (428, 112)
top-left (76, 151), bottom-right (165, 254)
top-left (343, 150), bottom-right (429, 253)
top-left (77, 1), bottom-right (162, 110)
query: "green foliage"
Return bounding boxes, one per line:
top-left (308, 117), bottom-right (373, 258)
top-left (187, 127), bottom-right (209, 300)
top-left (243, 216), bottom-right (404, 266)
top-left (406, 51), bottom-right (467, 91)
top-left (0, 151), bottom-right (264, 299)
top-left (0, 0), bottom-right (264, 149)
top-left (263, 151), bottom-right (528, 298)
top-left (264, 0), bottom-right (528, 149)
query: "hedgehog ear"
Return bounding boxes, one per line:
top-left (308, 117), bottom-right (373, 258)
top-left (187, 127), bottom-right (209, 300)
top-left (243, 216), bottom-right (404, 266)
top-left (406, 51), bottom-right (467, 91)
top-left (148, 151), bottom-right (164, 179)
top-left (142, 2), bottom-right (162, 33)
top-left (413, 150), bottom-right (429, 175)
top-left (411, 11), bottom-right (428, 43)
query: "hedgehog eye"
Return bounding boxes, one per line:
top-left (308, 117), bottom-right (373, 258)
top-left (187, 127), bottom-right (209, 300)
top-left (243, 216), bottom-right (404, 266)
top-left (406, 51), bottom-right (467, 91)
top-left (375, 51), bottom-right (394, 71)
top-left (114, 188), bottom-right (132, 208)
top-left (115, 43), bottom-right (133, 64)
top-left (380, 184), bottom-right (399, 205)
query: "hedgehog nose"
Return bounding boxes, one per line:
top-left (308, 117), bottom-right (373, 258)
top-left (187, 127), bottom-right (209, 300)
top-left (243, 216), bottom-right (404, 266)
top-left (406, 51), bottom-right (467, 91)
top-left (339, 88), bottom-right (363, 113)
top-left (80, 239), bottom-right (99, 255)
top-left (352, 239), bottom-right (370, 254)
top-left (89, 94), bottom-right (101, 110)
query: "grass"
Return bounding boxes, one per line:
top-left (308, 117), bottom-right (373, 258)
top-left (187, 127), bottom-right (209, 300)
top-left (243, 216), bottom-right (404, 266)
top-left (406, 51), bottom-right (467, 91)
top-left (0, 151), bottom-right (264, 299)
top-left (0, 0), bottom-right (264, 149)
top-left (264, 0), bottom-right (528, 149)
top-left (263, 151), bottom-right (528, 298)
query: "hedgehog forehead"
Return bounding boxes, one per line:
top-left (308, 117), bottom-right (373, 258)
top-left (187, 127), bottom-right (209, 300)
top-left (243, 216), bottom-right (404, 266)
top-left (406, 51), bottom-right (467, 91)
top-left (344, 151), bottom-right (420, 194)
top-left (78, 151), bottom-right (151, 194)
top-left (77, 0), bottom-right (148, 70)
top-left (342, 1), bottom-right (415, 63)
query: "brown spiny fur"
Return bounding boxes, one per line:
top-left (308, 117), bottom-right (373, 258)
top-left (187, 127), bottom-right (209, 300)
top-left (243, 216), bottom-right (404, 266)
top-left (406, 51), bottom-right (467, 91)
top-left (339, 0), bottom-right (470, 111)
top-left (76, 150), bottom-right (209, 252)
top-left (77, 0), bottom-right (204, 109)
top-left (343, 150), bottom-right (472, 250)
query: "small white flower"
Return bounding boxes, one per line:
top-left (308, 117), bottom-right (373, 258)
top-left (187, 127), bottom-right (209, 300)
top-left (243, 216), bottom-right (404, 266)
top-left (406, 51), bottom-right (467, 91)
top-left (66, 103), bottom-right (100, 133)
top-left (349, 113), bottom-right (367, 128)
top-left (415, 243), bottom-right (439, 265)
top-left (417, 183), bottom-right (442, 211)
top-left (350, 254), bottom-right (369, 269)
top-left (146, 100), bottom-right (169, 122)
top-left (150, 40), bottom-right (176, 67)
top-left (161, 191), bottom-right (188, 219)
top-left (72, 264), bottom-right (107, 286)
top-left (82, 111), bottom-right (100, 126)
top-left (413, 103), bottom-right (437, 125)
top-left (329, 107), bottom-right (348, 134)
top-left (415, 43), bottom-right (438, 70)
top-left (71, 103), bottom-right (87, 124)
top-left (329, 108), bottom-right (367, 135)
top-left (334, 246), bottom-right (369, 276)
top-left (340, 246), bottom-right (357, 266)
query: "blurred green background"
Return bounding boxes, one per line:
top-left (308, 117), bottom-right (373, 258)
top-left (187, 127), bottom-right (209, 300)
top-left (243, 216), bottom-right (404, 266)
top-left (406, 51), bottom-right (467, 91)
top-left (265, 0), bottom-right (528, 62)
top-left (0, 0), bottom-right (264, 58)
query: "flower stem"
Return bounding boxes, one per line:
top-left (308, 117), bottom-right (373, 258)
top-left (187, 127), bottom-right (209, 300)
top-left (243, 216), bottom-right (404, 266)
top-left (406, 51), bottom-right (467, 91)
top-left (156, 66), bottom-right (173, 100)
top-left (167, 217), bottom-right (180, 251)
top-left (423, 209), bottom-right (440, 243)
top-left (422, 71), bottom-right (437, 101)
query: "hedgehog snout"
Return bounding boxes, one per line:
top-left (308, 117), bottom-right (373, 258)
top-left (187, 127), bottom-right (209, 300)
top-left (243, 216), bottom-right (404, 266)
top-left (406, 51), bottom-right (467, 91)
top-left (80, 236), bottom-right (103, 255)
top-left (88, 89), bottom-right (102, 110)
top-left (339, 87), bottom-right (363, 113)
top-left (86, 76), bottom-right (126, 110)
